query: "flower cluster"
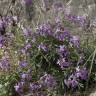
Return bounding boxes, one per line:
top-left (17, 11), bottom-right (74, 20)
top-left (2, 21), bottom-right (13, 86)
top-left (22, 28), bottom-right (32, 37)
top-left (36, 23), bottom-right (53, 36)
top-left (0, 1), bottom-right (95, 96)
top-left (0, 15), bottom-right (92, 96)
top-left (14, 72), bottom-right (56, 95)
top-left (0, 58), bottom-right (10, 71)
top-left (64, 67), bottom-right (88, 89)
top-left (65, 14), bottom-right (86, 27)
top-left (40, 73), bottom-right (57, 89)
top-left (12, 19), bottom-right (92, 95)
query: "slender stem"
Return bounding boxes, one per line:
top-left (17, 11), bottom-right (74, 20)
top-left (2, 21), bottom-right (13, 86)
top-left (85, 47), bottom-right (96, 91)
top-left (83, 51), bottom-right (94, 67)
top-left (5, 0), bottom-right (12, 16)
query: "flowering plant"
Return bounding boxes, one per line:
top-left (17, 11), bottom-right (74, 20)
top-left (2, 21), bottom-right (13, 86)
top-left (0, 1), bottom-right (96, 96)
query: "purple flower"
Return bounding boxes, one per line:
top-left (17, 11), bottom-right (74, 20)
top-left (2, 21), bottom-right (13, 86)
top-left (20, 43), bottom-right (31, 54)
top-left (64, 75), bottom-right (78, 89)
top-left (21, 73), bottom-right (28, 79)
top-left (70, 36), bottom-right (80, 48)
top-left (0, 36), bottom-right (5, 48)
top-left (76, 16), bottom-right (86, 26)
top-left (57, 58), bottom-right (70, 69)
top-left (55, 33), bottom-right (65, 41)
top-left (22, 28), bottom-right (32, 37)
top-left (38, 43), bottom-right (48, 52)
top-left (37, 23), bottom-right (53, 36)
top-left (19, 61), bottom-right (28, 68)
top-left (31, 34), bottom-right (36, 43)
top-left (65, 14), bottom-right (77, 22)
top-left (21, 73), bottom-right (32, 81)
top-left (65, 14), bottom-right (86, 26)
top-left (3, 16), bottom-right (12, 25)
top-left (0, 19), bottom-right (6, 35)
top-left (57, 45), bottom-right (69, 57)
top-left (63, 29), bottom-right (70, 38)
top-left (14, 81), bottom-right (24, 95)
top-left (55, 17), bottom-right (61, 24)
top-left (40, 73), bottom-right (56, 89)
top-left (0, 58), bottom-right (10, 71)
top-left (25, 43), bottom-right (31, 50)
top-left (30, 82), bottom-right (42, 91)
top-left (23, 0), bottom-right (32, 5)
top-left (20, 48), bottom-right (26, 54)
top-left (75, 67), bottom-right (88, 80)
top-left (55, 29), bottom-right (70, 41)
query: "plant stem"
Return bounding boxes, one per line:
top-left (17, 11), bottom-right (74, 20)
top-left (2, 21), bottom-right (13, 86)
top-left (85, 47), bottom-right (96, 91)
